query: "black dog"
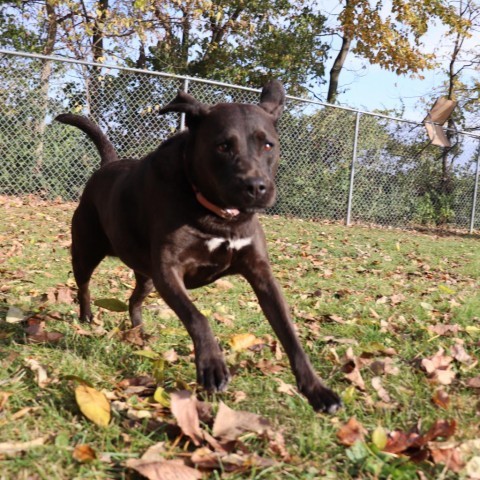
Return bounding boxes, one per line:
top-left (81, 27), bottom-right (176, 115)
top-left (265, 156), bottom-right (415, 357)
top-left (56, 80), bottom-right (341, 413)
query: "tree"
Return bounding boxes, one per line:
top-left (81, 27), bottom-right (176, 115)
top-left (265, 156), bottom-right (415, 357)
top-left (324, 0), bottom-right (470, 103)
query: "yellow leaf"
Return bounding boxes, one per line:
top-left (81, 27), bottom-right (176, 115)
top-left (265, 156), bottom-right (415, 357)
top-left (75, 385), bottom-right (111, 427)
top-left (229, 333), bottom-right (263, 351)
top-left (466, 326), bottom-right (480, 335)
top-left (372, 426), bottom-right (388, 450)
top-left (153, 387), bottom-right (171, 408)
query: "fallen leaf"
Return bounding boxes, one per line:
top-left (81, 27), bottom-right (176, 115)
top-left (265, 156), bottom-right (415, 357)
top-left (6, 306), bottom-right (24, 323)
top-left (422, 419), bottom-right (457, 444)
top-left (212, 402), bottom-right (271, 442)
top-left (153, 387), bottom-right (171, 408)
top-left (371, 377), bottom-right (391, 403)
top-left (27, 330), bottom-right (64, 344)
top-left (190, 447), bottom-right (276, 472)
top-left (24, 358), bottom-right (50, 388)
top-left (336, 417), bottom-right (367, 446)
top-left (421, 348), bottom-right (456, 385)
top-left (163, 349), bottom-right (179, 363)
top-left (56, 286), bottom-right (74, 304)
top-left (451, 344), bottom-right (473, 365)
top-left (465, 456), bottom-right (480, 479)
top-left (275, 379), bottom-right (297, 396)
top-left (428, 324), bottom-right (461, 336)
top-left (467, 376), bottom-right (480, 389)
top-left (390, 294), bottom-right (405, 305)
top-left (432, 390), bottom-right (450, 409)
top-left (256, 359), bottom-right (284, 375)
top-left (232, 391), bottom-right (247, 403)
top-left (121, 326), bottom-right (145, 346)
top-left (94, 298), bottom-right (128, 312)
top-left (430, 444), bottom-right (464, 472)
top-left (0, 437), bottom-right (46, 456)
top-left (141, 442), bottom-right (166, 461)
top-left (75, 385), bottom-right (111, 427)
top-left (213, 279), bottom-right (235, 290)
top-left (126, 458), bottom-right (202, 480)
top-left (73, 444), bottom-right (97, 463)
top-left (383, 430), bottom-right (418, 454)
top-left (342, 348), bottom-right (366, 390)
top-left (170, 391), bottom-right (204, 446)
top-left (372, 425), bottom-right (388, 450)
top-left (229, 333), bottom-right (263, 351)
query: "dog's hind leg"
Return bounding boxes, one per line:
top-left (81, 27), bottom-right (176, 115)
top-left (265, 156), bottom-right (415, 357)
top-left (129, 272), bottom-right (154, 328)
top-left (71, 208), bottom-right (108, 322)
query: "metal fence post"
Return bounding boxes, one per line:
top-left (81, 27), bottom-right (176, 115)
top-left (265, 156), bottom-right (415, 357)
top-left (469, 143), bottom-right (480, 233)
top-left (346, 111), bottom-right (361, 226)
top-left (179, 78), bottom-right (189, 131)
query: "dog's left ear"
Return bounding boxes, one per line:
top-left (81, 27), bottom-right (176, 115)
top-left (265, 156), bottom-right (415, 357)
top-left (159, 90), bottom-right (210, 128)
top-left (259, 80), bottom-right (285, 121)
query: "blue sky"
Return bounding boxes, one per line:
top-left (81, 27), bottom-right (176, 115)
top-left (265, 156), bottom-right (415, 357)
top-left (314, 1), bottom-right (479, 125)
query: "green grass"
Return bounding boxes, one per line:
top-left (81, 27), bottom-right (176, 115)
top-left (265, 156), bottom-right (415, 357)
top-left (1, 196), bottom-right (480, 479)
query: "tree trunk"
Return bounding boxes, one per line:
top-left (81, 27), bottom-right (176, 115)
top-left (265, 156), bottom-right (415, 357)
top-left (89, 0), bottom-right (108, 123)
top-left (327, 32), bottom-right (353, 104)
top-left (34, 0), bottom-right (57, 176)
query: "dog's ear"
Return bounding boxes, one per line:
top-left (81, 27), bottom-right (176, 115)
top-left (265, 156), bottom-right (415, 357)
top-left (159, 90), bottom-right (210, 128)
top-left (259, 80), bottom-right (285, 121)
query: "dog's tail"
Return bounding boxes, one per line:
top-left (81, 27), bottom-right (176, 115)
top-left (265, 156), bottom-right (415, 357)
top-left (55, 113), bottom-right (119, 166)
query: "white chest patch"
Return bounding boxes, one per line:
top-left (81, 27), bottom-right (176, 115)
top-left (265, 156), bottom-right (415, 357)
top-left (205, 237), bottom-right (252, 252)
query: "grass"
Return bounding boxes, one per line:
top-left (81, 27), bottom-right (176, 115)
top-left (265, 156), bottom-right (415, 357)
top-left (1, 195), bottom-right (480, 479)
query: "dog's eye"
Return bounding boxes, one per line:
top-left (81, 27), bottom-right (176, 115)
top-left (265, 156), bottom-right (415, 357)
top-left (264, 142), bottom-right (274, 151)
top-left (217, 143), bottom-right (230, 153)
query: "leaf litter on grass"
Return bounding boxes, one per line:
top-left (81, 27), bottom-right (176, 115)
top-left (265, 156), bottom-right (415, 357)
top-left (2, 199), bottom-right (480, 478)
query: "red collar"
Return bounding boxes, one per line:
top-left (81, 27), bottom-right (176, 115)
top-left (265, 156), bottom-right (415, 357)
top-left (193, 187), bottom-right (240, 220)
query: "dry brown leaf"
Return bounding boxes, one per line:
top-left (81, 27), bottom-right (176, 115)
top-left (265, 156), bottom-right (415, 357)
top-left (141, 442), bottom-right (167, 461)
top-left (390, 294), bottom-right (405, 305)
top-left (170, 391), bottom-right (204, 446)
top-left (73, 444), bottom-right (97, 463)
top-left (342, 348), bottom-right (366, 390)
top-left (336, 417), bottom-right (367, 446)
top-left (163, 349), bottom-right (179, 363)
top-left (465, 456), bottom-right (480, 479)
top-left (56, 286), bottom-right (74, 304)
top-left (421, 348), bottom-right (456, 385)
top-left (126, 458), bottom-right (202, 480)
top-left (275, 379), bottom-right (297, 396)
top-left (0, 437), bottom-right (46, 456)
top-left (212, 402), bottom-right (271, 442)
top-left (213, 312), bottom-right (234, 327)
top-left (24, 358), bottom-right (50, 388)
top-left (213, 279), bottom-right (235, 290)
top-left (467, 376), bottom-right (480, 389)
top-left (371, 376), bottom-right (391, 403)
top-left (121, 326), bottom-right (145, 346)
top-left (432, 390), bottom-right (450, 409)
top-left (451, 344), bottom-right (473, 365)
top-left (430, 444), bottom-right (465, 472)
top-left (428, 324), bottom-right (461, 336)
top-left (75, 385), bottom-right (111, 427)
top-left (256, 359), bottom-right (285, 375)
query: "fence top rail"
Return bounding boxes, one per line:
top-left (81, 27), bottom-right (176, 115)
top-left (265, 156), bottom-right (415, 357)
top-left (1, 48), bottom-right (479, 140)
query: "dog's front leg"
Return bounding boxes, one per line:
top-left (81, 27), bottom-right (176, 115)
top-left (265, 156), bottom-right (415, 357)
top-left (241, 258), bottom-right (341, 413)
top-left (153, 266), bottom-right (230, 392)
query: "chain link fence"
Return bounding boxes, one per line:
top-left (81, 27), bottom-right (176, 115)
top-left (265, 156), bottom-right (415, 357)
top-left (1, 50), bottom-right (480, 231)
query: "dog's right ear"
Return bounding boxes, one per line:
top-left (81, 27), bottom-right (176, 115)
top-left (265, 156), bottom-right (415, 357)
top-left (158, 91), bottom-right (210, 128)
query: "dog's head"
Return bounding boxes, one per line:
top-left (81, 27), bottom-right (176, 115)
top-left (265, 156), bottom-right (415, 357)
top-left (159, 80), bottom-right (285, 215)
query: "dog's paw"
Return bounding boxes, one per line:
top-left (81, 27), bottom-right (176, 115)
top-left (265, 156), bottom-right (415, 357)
top-left (300, 381), bottom-right (342, 414)
top-left (196, 355), bottom-right (231, 392)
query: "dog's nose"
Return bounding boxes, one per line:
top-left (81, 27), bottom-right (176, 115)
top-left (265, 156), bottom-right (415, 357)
top-left (245, 177), bottom-right (267, 198)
